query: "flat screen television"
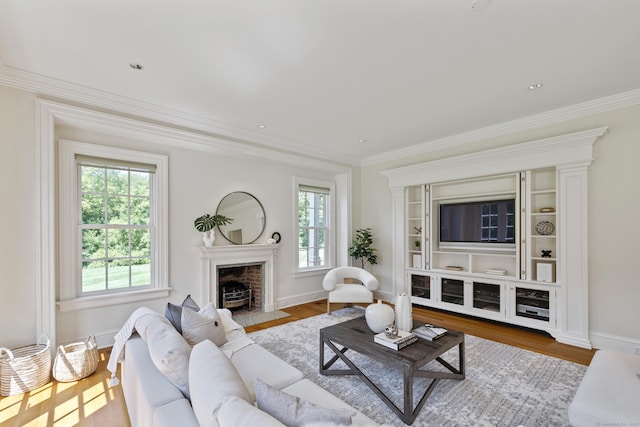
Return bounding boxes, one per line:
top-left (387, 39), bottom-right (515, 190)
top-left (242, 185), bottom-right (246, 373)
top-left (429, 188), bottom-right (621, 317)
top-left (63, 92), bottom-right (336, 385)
top-left (439, 199), bottom-right (515, 247)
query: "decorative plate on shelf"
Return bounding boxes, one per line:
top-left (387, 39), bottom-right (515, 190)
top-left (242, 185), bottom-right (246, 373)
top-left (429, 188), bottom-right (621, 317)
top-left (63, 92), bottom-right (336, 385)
top-left (535, 220), bottom-right (555, 235)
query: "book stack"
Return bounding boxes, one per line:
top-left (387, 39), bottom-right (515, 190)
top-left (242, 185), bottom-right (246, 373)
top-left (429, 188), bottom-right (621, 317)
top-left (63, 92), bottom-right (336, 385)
top-left (412, 324), bottom-right (448, 341)
top-left (373, 330), bottom-right (418, 350)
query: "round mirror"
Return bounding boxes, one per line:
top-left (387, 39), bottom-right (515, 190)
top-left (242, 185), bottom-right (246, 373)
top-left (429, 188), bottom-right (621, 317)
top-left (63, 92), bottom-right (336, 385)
top-left (216, 192), bottom-right (266, 244)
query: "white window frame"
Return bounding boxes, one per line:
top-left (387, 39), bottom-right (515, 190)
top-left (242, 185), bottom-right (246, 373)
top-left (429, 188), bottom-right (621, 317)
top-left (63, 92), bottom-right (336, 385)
top-left (294, 177), bottom-right (335, 276)
top-left (58, 140), bottom-right (169, 311)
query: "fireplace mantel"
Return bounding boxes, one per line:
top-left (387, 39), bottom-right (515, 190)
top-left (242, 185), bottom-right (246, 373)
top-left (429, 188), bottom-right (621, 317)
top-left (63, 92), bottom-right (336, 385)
top-left (200, 244), bottom-right (279, 312)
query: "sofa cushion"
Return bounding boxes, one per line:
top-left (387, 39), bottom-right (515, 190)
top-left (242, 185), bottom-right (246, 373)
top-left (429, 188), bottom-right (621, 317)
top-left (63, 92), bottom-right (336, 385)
top-left (229, 342), bottom-right (304, 400)
top-left (181, 303), bottom-right (227, 347)
top-left (189, 340), bottom-right (252, 427)
top-left (255, 378), bottom-right (355, 427)
top-left (568, 350), bottom-right (640, 426)
top-left (122, 335), bottom-right (189, 427)
top-left (151, 398), bottom-right (201, 427)
top-left (134, 312), bottom-right (192, 398)
top-left (217, 396), bottom-right (286, 427)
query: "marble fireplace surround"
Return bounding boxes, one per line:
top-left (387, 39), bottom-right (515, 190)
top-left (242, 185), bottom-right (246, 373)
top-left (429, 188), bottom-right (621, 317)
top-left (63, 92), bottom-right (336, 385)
top-left (200, 244), bottom-right (279, 312)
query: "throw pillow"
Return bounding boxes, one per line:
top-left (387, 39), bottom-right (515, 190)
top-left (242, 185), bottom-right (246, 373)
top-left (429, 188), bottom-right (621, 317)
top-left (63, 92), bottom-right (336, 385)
top-left (182, 294), bottom-right (200, 311)
top-left (181, 302), bottom-right (227, 347)
top-left (134, 312), bottom-right (192, 399)
top-left (189, 340), bottom-right (252, 427)
top-left (217, 396), bottom-right (286, 427)
top-left (254, 378), bottom-right (355, 427)
top-left (164, 294), bottom-right (200, 333)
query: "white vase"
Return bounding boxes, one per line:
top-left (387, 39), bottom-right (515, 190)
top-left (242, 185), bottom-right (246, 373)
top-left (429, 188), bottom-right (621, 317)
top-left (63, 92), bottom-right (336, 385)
top-left (365, 300), bottom-right (395, 333)
top-left (202, 230), bottom-right (215, 247)
top-left (395, 293), bottom-right (413, 332)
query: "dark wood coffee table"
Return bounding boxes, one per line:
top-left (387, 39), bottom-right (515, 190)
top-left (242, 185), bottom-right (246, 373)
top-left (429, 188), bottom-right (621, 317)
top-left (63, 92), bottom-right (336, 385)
top-left (319, 316), bottom-right (465, 425)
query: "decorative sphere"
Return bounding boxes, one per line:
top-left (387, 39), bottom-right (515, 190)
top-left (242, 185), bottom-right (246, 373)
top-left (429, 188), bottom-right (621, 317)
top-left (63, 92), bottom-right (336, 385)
top-left (365, 300), bottom-right (395, 333)
top-left (384, 324), bottom-right (398, 338)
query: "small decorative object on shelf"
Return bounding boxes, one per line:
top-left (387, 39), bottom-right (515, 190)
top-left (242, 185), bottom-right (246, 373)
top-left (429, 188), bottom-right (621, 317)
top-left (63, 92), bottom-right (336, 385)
top-left (535, 220), bottom-right (555, 236)
top-left (414, 240), bottom-right (421, 248)
top-left (414, 226), bottom-right (422, 234)
top-left (412, 324), bottom-right (448, 341)
top-left (541, 250), bottom-right (553, 258)
top-left (374, 330), bottom-right (418, 350)
top-left (365, 300), bottom-right (395, 333)
top-left (485, 269), bottom-right (507, 276)
top-left (384, 323), bottom-right (398, 339)
top-left (539, 207), bottom-right (555, 213)
top-left (444, 266), bottom-right (464, 271)
top-left (395, 293), bottom-right (413, 332)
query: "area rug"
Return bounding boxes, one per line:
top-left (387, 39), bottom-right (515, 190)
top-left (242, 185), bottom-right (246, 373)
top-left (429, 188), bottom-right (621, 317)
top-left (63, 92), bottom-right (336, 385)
top-left (234, 309), bottom-right (290, 327)
top-left (247, 307), bottom-right (586, 427)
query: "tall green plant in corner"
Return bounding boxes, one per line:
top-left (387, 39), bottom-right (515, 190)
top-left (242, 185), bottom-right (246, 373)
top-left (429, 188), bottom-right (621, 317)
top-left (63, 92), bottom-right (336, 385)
top-left (349, 228), bottom-right (378, 270)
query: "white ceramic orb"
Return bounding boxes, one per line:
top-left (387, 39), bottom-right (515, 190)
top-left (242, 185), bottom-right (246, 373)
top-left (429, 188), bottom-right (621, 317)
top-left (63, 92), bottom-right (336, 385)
top-left (365, 300), bottom-right (395, 333)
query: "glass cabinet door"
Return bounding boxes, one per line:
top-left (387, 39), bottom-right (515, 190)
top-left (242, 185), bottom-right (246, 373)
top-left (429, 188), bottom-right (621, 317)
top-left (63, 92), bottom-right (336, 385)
top-left (440, 277), bottom-right (464, 305)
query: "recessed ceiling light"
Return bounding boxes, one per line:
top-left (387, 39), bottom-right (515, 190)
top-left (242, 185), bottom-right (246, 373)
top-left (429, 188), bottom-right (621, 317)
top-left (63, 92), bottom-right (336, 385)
top-left (257, 124), bottom-right (266, 129)
top-left (470, 0), bottom-right (492, 12)
top-left (129, 62), bottom-right (144, 71)
top-left (359, 138), bottom-right (368, 144)
top-left (528, 83), bottom-right (543, 90)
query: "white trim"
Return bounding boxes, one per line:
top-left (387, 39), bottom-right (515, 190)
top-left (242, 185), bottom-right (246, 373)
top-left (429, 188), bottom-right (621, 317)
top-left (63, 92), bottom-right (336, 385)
top-left (0, 66), bottom-right (357, 166)
top-left (380, 127), bottom-right (608, 188)
top-left (3, 64), bottom-right (639, 168)
top-left (589, 331), bottom-right (640, 354)
top-left (363, 89), bottom-right (640, 166)
top-left (58, 288), bottom-right (171, 312)
top-left (58, 140), bottom-right (169, 306)
top-left (200, 244), bottom-right (279, 312)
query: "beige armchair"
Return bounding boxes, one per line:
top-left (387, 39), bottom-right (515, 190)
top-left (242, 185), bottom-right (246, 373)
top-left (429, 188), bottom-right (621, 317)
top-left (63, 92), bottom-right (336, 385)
top-left (322, 266), bottom-right (379, 313)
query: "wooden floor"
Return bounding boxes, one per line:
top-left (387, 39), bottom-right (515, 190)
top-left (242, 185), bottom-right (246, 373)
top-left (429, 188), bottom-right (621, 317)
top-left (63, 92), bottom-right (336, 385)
top-left (0, 300), bottom-right (595, 426)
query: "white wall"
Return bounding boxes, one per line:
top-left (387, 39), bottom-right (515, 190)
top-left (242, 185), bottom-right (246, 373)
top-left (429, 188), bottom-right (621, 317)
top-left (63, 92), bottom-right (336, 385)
top-left (0, 85), bottom-right (38, 347)
top-left (0, 85), bottom-right (354, 348)
top-left (360, 103), bottom-right (640, 351)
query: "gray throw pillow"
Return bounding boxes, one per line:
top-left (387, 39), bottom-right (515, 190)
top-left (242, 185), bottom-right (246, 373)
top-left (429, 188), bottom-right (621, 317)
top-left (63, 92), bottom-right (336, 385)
top-left (165, 294), bottom-right (201, 333)
top-left (254, 378), bottom-right (355, 427)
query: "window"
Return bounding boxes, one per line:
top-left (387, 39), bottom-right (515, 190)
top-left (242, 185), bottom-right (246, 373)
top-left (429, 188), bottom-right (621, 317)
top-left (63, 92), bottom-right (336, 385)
top-left (295, 178), bottom-right (334, 272)
top-left (58, 140), bottom-right (168, 311)
top-left (77, 156), bottom-right (153, 294)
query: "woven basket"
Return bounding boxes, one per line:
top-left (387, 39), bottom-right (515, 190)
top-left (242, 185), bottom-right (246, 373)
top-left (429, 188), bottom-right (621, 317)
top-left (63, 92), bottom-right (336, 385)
top-left (52, 335), bottom-right (99, 383)
top-left (0, 335), bottom-right (51, 396)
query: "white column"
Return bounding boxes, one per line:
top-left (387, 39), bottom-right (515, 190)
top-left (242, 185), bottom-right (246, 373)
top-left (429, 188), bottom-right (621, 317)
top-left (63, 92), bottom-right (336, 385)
top-left (556, 163), bottom-right (591, 349)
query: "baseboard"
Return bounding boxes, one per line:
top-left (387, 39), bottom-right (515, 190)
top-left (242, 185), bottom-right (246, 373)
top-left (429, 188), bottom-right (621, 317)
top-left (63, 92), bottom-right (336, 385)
top-left (589, 331), bottom-right (640, 354)
top-left (277, 290), bottom-right (327, 309)
top-left (58, 329), bottom-right (119, 350)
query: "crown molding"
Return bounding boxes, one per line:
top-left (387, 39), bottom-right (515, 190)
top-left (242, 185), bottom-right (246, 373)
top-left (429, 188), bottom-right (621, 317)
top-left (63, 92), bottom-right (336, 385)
top-left (0, 64), bottom-right (357, 166)
top-left (37, 98), bottom-right (352, 175)
top-left (380, 126), bottom-right (608, 188)
top-left (363, 88), bottom-right (640, 167)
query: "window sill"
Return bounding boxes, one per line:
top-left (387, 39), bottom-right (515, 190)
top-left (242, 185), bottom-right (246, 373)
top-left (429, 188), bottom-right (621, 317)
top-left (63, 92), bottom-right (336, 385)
top-left (293, 267), bottom-right (332, 279)
top-left (57, 287), bottom-right (172, 312)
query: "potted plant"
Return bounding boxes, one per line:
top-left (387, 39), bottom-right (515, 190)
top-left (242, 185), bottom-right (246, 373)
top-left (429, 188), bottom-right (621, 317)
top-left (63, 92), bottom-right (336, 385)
top-left (348, 228), bottom-right (378, 270)
top-left (194, 213), bottom-right (233, 247)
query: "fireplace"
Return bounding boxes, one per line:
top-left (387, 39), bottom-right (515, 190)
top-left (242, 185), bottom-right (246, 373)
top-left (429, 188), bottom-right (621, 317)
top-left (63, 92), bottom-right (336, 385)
top-left (200, 244), bottom-right (279, 312)
top-left (217, 263), bottom-right (263, 312)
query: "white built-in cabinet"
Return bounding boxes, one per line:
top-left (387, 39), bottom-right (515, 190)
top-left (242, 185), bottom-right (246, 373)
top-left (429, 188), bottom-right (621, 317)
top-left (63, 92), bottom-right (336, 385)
top-left (382, 127), bottom-right (608, 349)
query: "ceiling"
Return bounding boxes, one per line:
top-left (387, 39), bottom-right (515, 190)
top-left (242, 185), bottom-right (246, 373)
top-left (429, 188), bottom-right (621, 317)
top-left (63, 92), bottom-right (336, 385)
top-left (1, 0), bottom-right (640, 165)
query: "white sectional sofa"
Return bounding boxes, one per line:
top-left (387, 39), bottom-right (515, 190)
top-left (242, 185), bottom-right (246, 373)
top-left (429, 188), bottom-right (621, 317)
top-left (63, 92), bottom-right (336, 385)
top-left (119, 307), bottom-right (376, 427)
top-left (568, 349), bottom-right (640, 426)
